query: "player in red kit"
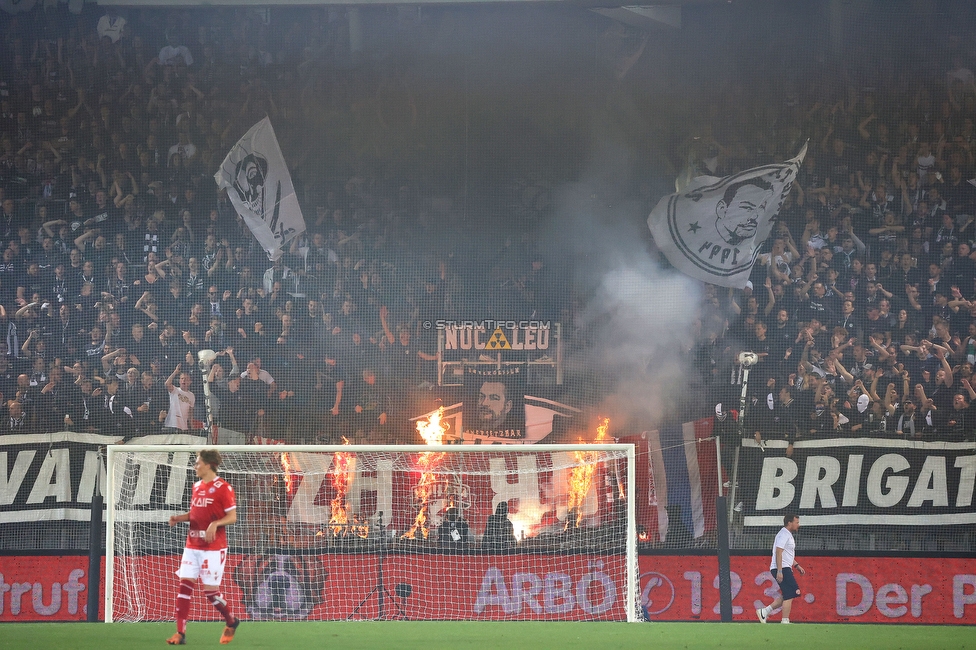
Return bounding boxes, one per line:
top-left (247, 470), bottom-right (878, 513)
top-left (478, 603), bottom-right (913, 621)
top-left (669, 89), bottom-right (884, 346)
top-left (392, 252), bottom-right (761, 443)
top-left (167, 449), bottom-right (240, 645)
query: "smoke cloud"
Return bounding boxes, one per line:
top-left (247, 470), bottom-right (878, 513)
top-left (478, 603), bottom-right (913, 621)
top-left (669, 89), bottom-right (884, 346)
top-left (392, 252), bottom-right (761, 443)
top-left (539, 136), bottom-right (703, 435)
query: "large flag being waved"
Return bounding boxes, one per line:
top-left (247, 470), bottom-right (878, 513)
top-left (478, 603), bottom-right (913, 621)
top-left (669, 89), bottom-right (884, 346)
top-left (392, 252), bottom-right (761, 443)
top-left (648, 144), bottom-right (806, 288)
top-left (215, 117), bottom-right (306, 260)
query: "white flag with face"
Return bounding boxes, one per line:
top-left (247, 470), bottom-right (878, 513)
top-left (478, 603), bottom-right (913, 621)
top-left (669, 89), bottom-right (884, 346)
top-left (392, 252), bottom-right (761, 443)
top-left (647, 144), bottom-right (806, 289)
top-left (215, 117), bottom-right (306, 260)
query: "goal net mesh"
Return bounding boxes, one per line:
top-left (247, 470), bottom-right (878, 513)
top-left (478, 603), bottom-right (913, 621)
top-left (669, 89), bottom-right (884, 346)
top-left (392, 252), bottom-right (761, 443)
top-left (107, 444), bottom-right (637, 622)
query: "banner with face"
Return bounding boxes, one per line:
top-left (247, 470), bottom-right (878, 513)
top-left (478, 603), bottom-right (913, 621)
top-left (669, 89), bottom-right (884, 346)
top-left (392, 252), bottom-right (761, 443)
top-left (462, 367), bottom-right (526, 443)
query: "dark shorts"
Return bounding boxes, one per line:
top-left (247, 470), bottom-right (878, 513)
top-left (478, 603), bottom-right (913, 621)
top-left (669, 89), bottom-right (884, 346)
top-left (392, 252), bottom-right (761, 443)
top-left (776, 566), bottom-right (801, 601)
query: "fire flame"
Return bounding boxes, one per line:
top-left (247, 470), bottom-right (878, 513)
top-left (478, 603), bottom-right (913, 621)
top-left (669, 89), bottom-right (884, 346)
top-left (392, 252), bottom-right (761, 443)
top-left (281, 452), bottom-right (295, 495)
top-left (566, 417), bottom-right (609, 528)
top-left (402, 408), bottom-right (448, 540)
top-left (329, 437), bottom-right (353, 536)
top-left (416, 406), bottom-right (448, 445)
top-left (509, 500), bottom-right (548, 541)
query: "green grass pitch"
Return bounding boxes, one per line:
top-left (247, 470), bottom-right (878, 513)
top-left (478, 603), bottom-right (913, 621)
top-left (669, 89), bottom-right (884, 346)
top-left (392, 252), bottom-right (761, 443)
top-left (1, 622), bottom-right (973, 649)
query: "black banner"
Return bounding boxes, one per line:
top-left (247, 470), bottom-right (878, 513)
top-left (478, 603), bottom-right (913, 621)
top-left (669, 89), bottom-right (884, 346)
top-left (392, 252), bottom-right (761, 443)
top-left (0, 433), bottom-right (204, 524)
top-left (737, 438), bottom-right (976, 526)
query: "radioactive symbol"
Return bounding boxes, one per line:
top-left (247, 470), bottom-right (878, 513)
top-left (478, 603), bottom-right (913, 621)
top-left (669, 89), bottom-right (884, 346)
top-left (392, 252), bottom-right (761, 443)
top-left (484, 327), bottom-right (511, 350)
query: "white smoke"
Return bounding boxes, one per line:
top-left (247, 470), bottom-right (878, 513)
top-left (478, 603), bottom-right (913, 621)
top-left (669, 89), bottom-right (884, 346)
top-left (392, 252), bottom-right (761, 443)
top-left (579, 252), bottom-right (702, 430)
top-left (544, 138), bottom-right (703, 432)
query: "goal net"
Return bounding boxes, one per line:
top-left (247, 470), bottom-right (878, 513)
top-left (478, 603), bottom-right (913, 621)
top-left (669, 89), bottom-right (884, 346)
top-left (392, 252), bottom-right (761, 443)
top-left (105, 443), bottom-right (639, 622)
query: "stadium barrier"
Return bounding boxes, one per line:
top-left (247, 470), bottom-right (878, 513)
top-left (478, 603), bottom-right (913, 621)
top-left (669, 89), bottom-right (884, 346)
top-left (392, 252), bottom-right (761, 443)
top-left (2, 554), bottom-right (973, 623)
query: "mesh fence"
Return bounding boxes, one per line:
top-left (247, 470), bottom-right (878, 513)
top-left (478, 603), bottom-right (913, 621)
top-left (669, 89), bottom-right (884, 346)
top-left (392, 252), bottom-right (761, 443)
top-left (0, 2), bottom-right (975, 554)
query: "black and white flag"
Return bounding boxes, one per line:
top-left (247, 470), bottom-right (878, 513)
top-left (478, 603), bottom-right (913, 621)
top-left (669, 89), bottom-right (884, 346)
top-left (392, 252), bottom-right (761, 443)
top-left (215, 117), bottom-right (306, 260)
top-left (648, 144), bottom-right (806, 288)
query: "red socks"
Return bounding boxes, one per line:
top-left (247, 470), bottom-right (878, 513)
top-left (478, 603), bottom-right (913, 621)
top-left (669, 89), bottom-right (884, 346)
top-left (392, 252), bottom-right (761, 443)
top-left (175, 579), bottom-right (194, 634)
top-left (175, 579), bottom-right (234, 633)
top-left (205, 589), bottom-right (234, 625)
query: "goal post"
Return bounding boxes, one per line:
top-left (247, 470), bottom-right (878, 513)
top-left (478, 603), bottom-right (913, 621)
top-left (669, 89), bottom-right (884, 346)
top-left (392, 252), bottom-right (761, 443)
top-left (105, 444), bottom-right (639, 623)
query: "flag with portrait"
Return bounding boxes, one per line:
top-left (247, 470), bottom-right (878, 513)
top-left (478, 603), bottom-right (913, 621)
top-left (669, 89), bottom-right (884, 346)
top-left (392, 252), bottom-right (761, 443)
top-left (648, 143), bottom-right (806, 289)
top-left (215, 117), bottom-right (306, 261)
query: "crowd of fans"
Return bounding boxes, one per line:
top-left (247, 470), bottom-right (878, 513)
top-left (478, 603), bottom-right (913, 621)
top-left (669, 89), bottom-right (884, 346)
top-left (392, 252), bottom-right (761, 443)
top-left (694, 53), bottom-right (976, 446)
top-left (0, 4), bottom-right (569, 445)
top-left (0, 2), bottom-right (973, 453)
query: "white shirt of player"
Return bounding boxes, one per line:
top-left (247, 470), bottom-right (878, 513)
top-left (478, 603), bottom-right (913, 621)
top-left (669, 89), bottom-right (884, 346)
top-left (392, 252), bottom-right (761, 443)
top-left (164, 386), bottom-right (195, 429)
top-left (770, 526), bottom-right (796, 570)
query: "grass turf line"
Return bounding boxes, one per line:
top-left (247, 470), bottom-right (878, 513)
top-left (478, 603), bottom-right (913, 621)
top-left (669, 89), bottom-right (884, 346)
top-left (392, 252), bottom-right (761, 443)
top-left (1, 621), bottom-right (973, 649)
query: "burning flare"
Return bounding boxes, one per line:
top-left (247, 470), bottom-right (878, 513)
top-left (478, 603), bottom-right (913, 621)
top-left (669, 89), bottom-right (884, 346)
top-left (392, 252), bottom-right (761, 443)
top-left (416, 406), bottom-right (448, 445)
top-left (402, 408), bottom-right (448, 539)
top-left (509, 500), bottom-right (548, 541)
top-left (280, 452), bottom-right (295, 495)
top-left (566, 417), bottom-right (610, 528)
top-left (329, 437), bottom-right (353, 536)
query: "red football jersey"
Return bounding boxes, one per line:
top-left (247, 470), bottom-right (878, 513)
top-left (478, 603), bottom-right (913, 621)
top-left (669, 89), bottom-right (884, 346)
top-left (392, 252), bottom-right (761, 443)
top-left (186, 477), bottom-right (236, 550)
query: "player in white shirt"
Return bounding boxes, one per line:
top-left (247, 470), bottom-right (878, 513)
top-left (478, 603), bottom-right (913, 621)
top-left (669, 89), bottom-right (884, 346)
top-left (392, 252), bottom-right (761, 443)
top-left (756, 514), bottom-right (805, 624)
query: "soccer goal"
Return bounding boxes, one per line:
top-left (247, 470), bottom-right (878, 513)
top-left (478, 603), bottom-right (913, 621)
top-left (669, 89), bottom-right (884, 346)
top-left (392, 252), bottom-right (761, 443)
top-left (105, 444), bottom-right (639, 622)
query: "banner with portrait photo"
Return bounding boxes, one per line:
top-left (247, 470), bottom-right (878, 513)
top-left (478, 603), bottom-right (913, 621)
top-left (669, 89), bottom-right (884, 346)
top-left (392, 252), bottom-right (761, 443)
top-left (462, 367), bottom-right (527, 443)
top-left (412, 395), bottom-right (579, 446)
top-left (648, 143), bottom-right (806, 288)
top-left (215, 116), bottom-right (306, 261)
